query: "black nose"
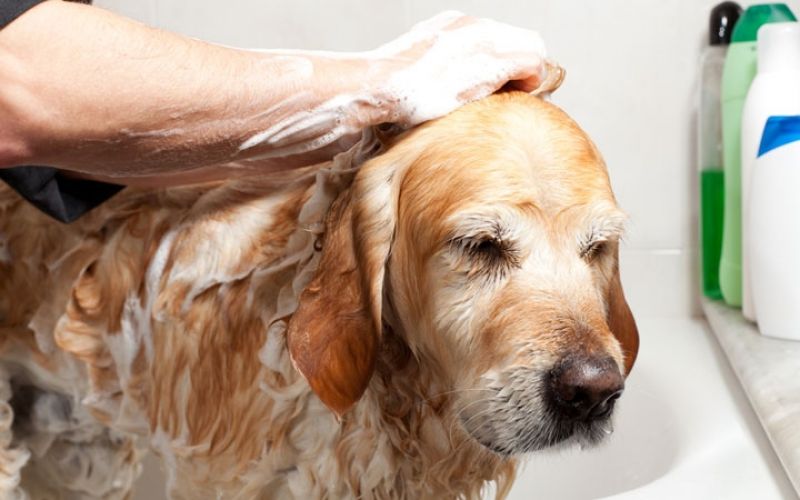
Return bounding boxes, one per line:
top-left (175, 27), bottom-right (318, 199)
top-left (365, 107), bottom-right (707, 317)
top-left (547, 355), bottom-right (624, 421)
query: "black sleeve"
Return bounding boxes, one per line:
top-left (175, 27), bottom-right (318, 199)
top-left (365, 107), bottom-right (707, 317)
top-left (0, 168), bottom-right (123, 223)
top-left (1, 0), bottom-right (123, 223)
top-left (0, 0), bottom-right (45, 27)
top-left (1, 0), bottom-right (93, 28)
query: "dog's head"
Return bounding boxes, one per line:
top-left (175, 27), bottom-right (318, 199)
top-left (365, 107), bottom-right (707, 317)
top-left (287, 92), bottom-right (638, 455)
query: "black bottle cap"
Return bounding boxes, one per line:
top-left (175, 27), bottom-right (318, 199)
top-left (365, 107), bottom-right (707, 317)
top-left (710, 1), bottom-right (743, 45)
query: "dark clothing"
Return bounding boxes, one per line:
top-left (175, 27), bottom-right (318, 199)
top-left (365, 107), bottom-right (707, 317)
top-left (0, 167), bottom-right (124, 222)
top-left (0, 0), bottom-right (123, 223)
top-left (0, 0), bottom-right (44, 26)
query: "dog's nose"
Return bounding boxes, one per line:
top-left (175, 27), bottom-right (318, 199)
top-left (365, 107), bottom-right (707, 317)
top-left (548, 355), bottom-right (624, 421)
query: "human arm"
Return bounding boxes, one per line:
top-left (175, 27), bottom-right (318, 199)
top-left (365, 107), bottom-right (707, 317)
top-left (0, 3), bottom-right (550, 185)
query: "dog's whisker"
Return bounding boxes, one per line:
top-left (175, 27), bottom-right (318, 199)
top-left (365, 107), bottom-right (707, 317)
top-left (448, 398), bottom-right (500, 447)
top-left (459, 406), bottom-right (498, 439)
top-left (447, 400), bottom-right (491, 446)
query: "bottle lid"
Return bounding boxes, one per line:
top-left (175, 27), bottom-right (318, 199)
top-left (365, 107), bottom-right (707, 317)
top-left (758, 22), bottom-right (800, 72)
top-left (710, 2), bottom-right (743, 45)
top-left (732, 4), bottom-right (796, 43)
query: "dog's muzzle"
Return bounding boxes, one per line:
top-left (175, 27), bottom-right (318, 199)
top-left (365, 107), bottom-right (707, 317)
top-left (462, 353), bottom-right (625, 456)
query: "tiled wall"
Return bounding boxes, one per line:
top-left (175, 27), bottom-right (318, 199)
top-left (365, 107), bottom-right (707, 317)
top-left (94, 0), bottom-right (800, 317)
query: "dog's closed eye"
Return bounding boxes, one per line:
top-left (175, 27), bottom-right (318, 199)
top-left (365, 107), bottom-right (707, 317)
top-left (580, 239), bottom-right (609, 261)
top-left (579, 212), bottom-right (627, 262)
top-left (448, 231), bottom-right (520, 279)
top-left (452, 235), bottom-right (506, 261)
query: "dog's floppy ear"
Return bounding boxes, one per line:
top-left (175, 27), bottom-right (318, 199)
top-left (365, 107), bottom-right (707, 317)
top-left (607, 246), bottom-right (639, 375)
top-left (287, 160), bottom-right (397, 417)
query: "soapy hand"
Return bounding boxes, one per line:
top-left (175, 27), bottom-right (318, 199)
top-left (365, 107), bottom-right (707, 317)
top-left (369, 11), bottom-right (554, 127)
top-left (237, 11), bottom-right (557, 167)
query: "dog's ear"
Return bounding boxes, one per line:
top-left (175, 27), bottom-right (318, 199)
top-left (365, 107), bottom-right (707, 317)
top-left (287, 161), bottom-right (397, 417)
top-left (607, 245), bottom-right (639, 375)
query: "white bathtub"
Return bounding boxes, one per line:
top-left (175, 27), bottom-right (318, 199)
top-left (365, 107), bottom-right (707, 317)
top-left (133, 316), bottom-right (796, 499)
top-left (506, 316), bottom-right (797, 500)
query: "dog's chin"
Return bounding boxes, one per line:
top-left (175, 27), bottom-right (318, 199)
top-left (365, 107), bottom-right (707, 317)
top-left (463, 413), bottom-right (616, 457)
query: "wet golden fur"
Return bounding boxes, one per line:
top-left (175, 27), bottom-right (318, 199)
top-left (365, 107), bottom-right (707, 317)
top-left (0, 93), bottom-right (637, 498)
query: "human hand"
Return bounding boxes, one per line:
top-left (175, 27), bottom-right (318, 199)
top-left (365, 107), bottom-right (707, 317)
top-left (224, 12), bottom-right (559, 166)
top-left (369, 11), bottom-right (560, 127)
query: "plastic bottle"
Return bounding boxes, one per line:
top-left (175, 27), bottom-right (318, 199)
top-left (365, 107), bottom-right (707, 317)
top-left (740, 22), bottom-right (800, 321)
top-left (719, 3), bottom-right (796, 307)
top-left (699, 2), bottom-right (741, 300)
top-left (749, 116), bottom-right (800, 340)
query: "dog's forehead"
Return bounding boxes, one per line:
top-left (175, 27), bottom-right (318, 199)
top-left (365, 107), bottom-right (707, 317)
top-left (399, 93), bottom-right (616, 222)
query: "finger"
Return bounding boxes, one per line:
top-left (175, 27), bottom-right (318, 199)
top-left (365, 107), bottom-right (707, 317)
top-left (502, 75), bottom-right (543, 94)
top-left (530, 60), bottom-right (565, 95)
top-left (498, 60), bottom-right (545, 93)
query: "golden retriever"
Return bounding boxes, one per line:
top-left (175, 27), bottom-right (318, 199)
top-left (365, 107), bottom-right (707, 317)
top-left (0, 92), bottom-right (638, 499)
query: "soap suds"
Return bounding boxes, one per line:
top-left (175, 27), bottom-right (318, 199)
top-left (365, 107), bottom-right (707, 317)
top-left (238, 11), bottom-right (548, 161)
top-left (380, 13), bottom-right (547, 125)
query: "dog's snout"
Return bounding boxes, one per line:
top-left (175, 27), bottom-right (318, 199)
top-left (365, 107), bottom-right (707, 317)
top-left (548, 355), bottom-right (624, 421)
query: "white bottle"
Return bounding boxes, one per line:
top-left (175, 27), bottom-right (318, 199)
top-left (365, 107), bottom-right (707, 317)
top-left (749, 116), bottom-right (800, 340)
top-left (740, 21), bottom-right (800, 322)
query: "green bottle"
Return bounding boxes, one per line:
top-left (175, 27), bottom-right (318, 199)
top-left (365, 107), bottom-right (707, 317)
top-left (699, 2), bottom-right (741, 300)
top-left (719, 3), bottom-right (795, 307)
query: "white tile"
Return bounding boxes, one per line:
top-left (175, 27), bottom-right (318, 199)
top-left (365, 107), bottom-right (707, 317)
top-left (619, 248), bottom-right (700, 318)
top-left (148, 0), bottom-right (412, 50)
top-left (93, 0), bottom-right (156, 24)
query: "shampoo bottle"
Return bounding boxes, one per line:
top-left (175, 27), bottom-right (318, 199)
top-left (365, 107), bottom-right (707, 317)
top-left (719, 3), bottom-right (796, 307)
top-left (699, 2), bottom-right (741, 299)
top-left (740, 22), bottom-right (800, 321)
top-left (749, 116), bottom-right (800, 340)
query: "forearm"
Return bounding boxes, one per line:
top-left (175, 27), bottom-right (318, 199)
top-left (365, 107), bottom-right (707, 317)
top-left (0, 0), bottom-right (386, 178)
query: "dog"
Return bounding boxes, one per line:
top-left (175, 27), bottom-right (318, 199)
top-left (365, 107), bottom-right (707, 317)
top-left (0, 91), bottom-right (638, 499)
